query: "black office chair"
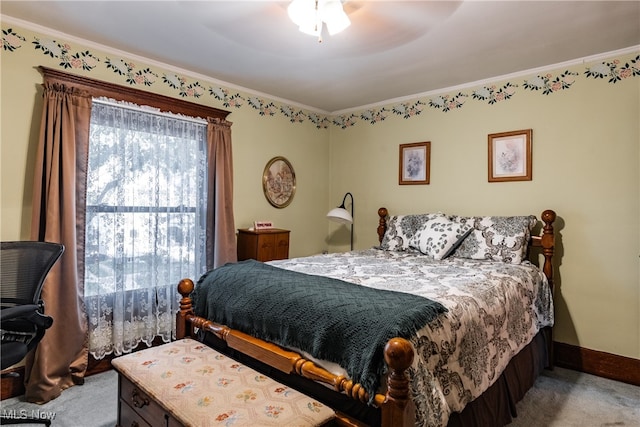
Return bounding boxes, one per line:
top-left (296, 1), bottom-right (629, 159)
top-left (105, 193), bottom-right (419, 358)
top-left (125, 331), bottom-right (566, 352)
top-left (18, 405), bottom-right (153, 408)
top-left (1, 241), bottom-right (64, 426)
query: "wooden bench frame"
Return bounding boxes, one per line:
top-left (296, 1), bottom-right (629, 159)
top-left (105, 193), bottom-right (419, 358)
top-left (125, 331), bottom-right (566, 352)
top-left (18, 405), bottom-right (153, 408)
top-left (113, 338), bottom-right (336, 426)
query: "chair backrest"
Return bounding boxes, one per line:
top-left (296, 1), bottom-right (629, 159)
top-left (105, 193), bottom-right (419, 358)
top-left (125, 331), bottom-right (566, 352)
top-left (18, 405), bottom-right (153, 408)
top-left (1, 241), bottom-right (65, 307)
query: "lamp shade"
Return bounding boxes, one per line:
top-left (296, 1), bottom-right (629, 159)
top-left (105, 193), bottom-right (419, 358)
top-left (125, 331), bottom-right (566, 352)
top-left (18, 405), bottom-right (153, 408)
top-left (327, 192), bottom-right (354, 250)
top-left (326, 207), bottom-right (353, 224)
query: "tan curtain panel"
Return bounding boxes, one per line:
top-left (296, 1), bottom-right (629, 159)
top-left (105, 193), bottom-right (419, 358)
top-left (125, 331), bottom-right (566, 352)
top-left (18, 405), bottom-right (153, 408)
top-left (206, 118), bottom-right (236, 269)
top-left (27, 82), bottom-right (92, 403)
top-left (26, 69), bottom-right (234, 403)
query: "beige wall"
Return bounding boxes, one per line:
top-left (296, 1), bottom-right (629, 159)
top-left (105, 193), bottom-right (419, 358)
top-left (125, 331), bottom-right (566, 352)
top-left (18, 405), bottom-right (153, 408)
top-left (329, 56), bottom-right (640, 360)
top-left (221, 106), bottom-right (330, 257)
top-left (1, 23), bottom-right (638, 361)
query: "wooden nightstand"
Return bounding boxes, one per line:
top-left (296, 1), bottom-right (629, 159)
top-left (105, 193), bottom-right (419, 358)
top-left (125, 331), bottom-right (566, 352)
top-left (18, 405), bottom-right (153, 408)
top-left (237, 228), bottom-right (290, 262)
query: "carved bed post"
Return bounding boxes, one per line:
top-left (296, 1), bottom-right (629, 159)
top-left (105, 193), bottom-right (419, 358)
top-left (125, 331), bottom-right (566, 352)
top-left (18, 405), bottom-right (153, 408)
top-left (539, 209), bottom-right (556, 369)
top-left (381, 337), bottom-right (414, 426)
top-left (540, 209), bottom-right (556, 292)
top-left (377, 207), bottom-right (388, 244)
top-left (176, 278), bottom-right (195, 340)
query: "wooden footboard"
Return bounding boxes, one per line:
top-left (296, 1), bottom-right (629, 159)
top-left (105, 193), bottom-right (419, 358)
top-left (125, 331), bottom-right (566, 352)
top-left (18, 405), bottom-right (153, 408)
top-left (176, 278), bottom-right (413, 427)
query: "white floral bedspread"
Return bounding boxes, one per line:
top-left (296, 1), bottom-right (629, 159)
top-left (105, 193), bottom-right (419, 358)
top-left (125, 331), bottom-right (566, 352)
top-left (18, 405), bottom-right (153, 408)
top-left (270, 248), bottom-right (554, 427)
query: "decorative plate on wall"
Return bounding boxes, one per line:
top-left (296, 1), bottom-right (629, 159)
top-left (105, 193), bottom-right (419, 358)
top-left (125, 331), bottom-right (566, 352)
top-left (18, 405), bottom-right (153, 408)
top-left (262, 156), bottom-right (296, 208)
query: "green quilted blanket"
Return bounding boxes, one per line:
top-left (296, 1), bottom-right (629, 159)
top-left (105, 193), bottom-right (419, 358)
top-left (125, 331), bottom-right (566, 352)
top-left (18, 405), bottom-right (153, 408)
top-left (191, 259), bottom-right (447, 401)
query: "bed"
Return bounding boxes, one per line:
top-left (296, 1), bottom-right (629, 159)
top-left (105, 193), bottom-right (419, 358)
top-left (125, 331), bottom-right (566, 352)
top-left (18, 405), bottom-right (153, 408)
top-left (176, 208), bottom-right (556, 427)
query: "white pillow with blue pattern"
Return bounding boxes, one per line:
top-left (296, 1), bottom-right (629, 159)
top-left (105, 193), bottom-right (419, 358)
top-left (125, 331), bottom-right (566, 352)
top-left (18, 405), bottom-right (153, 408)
top-left (379, 213), bottom-right (446, 251)
top-left (451, 215), bottom-right (537, 264)
top-left (409, 217), bottom-right (473, 259)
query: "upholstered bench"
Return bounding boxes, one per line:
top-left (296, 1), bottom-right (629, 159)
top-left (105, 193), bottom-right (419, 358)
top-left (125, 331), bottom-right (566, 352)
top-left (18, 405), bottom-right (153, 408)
top-left (112, 338), bottom-right (335, 427)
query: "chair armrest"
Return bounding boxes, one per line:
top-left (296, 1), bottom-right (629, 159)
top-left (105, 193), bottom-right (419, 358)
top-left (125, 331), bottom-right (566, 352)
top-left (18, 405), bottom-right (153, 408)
top-left (1, 304), bottom-right (40, 322)
top-left (1, 305), bottom-right (53, 329)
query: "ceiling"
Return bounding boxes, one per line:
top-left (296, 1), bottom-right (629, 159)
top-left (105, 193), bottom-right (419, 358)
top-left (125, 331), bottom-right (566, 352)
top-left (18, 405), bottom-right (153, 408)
top-left (2, 1), bottom-right (639, 113)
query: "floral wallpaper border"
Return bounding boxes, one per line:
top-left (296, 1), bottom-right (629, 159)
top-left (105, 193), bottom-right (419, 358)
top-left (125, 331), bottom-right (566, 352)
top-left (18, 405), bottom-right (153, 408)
top-left (3, 27), bottom-right (639, 130)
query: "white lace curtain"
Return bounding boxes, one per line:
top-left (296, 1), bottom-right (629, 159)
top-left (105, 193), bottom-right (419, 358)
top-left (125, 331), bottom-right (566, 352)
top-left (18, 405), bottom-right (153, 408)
top-left (85, 99), bottom-right (208, 359)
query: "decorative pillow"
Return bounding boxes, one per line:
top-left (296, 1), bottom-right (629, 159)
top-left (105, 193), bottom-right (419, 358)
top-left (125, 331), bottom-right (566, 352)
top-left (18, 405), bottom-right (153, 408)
top-left (409, 217), bottom-right (473, 260)
top-left (379, 213), bottom-right (445, 251)
top-left (451, 215), bottom-right (537, 264)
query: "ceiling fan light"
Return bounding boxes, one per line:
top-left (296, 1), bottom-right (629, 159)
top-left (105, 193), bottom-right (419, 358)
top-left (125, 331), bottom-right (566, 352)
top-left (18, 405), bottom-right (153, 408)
top-left (287, 0), bottom-right (314, 27)
top-left (288, 0), bottom-right (350, 38)
top-left (299, 20), bottom-right (322, 37)
top-left (322, 0), bottom-right (350, 35)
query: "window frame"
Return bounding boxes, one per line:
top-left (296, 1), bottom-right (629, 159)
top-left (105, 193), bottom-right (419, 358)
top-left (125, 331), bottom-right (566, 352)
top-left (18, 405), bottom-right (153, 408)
top-left (40, 66), bottom-right (230, 292)
top-left (84, 105), bottom-right (208, 296)
top-left (39, 66), bottom-right (229, 121)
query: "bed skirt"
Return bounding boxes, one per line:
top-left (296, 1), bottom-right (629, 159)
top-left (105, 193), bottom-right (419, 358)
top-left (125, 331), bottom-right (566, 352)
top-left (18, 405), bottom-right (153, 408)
top-left (198, 329), bottom-right (550, 427)
top-left (447, 330), bottom-right (550, 426)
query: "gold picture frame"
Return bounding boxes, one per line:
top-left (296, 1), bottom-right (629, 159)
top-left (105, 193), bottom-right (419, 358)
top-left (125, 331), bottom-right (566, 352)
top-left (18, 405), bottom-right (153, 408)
top-left (399, 142), bottom-right (430, 185)
top-left (488, 129), bottom-right (532, 182)
top-left (262, 156), bottom-right (296, 208)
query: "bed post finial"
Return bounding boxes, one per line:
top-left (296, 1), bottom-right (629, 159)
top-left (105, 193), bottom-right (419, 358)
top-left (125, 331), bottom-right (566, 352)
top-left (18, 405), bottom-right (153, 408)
top-left (176, 278), bottom-right (195, 339)
top-left (378, 207), bottom-right (388, 244)
top-left (541, 209), bottom-right (556, 228)
top-left (382, 337), bottom-right (413, 425)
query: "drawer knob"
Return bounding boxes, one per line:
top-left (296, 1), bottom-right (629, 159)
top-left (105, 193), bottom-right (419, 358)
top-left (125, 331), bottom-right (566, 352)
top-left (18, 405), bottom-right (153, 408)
top-left (130, 422), bottom-right (140, 427)
top-left (131, 388), bottom-right (150, 408)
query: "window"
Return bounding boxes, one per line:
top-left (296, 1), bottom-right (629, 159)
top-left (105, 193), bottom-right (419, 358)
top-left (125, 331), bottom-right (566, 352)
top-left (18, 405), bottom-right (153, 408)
top-left (85, 99), bottom-right (208, 358)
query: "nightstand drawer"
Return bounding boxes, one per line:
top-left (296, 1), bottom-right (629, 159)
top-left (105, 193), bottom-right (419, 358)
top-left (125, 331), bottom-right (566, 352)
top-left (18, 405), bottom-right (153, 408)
top-left (237, 228), bottom-right (290, 261)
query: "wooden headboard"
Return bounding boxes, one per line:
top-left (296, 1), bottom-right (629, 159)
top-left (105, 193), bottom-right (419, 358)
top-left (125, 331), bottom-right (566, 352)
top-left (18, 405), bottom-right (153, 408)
top-left (376, 208), bottom-right (556, 290)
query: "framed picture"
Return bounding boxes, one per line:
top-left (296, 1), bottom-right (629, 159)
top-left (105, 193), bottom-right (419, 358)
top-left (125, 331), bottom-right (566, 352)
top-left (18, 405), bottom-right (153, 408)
top-left (399, 142), bottom-right (430, 185)
top-left (262, 156), bottom-right (296, 208)
top-left (488, 129), bottom-right (532, 182)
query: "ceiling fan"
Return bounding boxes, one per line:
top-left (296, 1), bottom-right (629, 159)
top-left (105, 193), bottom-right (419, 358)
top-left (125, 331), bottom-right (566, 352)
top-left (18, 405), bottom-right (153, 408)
top-left (287, 0), bottom-right (351, 42)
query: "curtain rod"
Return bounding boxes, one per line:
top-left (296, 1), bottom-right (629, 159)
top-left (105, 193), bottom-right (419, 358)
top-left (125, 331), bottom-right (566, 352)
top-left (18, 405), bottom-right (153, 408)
top-left (92, 97), bottom-right (208, 125)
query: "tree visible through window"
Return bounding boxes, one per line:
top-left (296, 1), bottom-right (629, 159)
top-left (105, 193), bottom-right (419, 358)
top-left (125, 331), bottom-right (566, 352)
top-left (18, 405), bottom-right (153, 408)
top-left (85, 99), bottom-right (208, 358)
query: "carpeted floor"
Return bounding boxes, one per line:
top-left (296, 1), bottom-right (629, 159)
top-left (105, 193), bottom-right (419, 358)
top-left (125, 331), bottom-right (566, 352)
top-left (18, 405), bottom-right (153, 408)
top-left (509, 367), bottom-right (639, 426)
top-left (0, 370), bottom-right (117, 427)
top-left (0, 367), bottom-right (638, 426)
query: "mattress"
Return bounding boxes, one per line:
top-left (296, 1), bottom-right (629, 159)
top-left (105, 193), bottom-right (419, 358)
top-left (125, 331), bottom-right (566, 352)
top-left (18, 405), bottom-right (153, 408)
top-left (269, 248), bottom-right (554, 426)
